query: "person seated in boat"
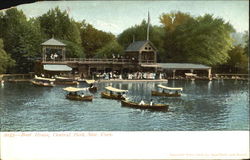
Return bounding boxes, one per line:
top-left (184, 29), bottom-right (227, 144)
top-left (150, 99), bottom-right (153, 106)
top-left (117, 92), bottom-right (122, 98)
top-left (139, 99), bottom-right (145, 105)
top-left (162, 89), bottom-right (165, 93)
top-left (122, 92), bottom-right (127, 99)
top-left (90, 83), bottom-right (94, 88)
top-left (110, 91), bottom-right (113, 95)
top-left (80, 93), bottom-right (85, 98)
top-left (73, 92), bottom-right (77, 96)
top-left (175, 91), bottom-right (178, 95)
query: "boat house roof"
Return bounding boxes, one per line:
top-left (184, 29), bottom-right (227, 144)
top-left (41, 38), bottom-right (66, 46)
top-left (158, 63), bottom-right (211, 70)
top-left (125, 40), bottom-right (157, 52)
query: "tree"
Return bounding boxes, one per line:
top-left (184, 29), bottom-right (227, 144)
top-left (243, 31), bottom-right (249, 56)
top-left (79, 21), bottom-right (115, 58)
top-left (0, 8), bottom-right (42, 73)
top-left (95, 40), bottom-right (123, 58)
top-left (160, 12), bottom-right (235, 65)
top-left (159, 12), bottom-right (194, 62)
top-left (38, 7), bottom-right (81, 45)
top-left (227, 45), bottom-right (248, 73)
top-left (0, 39), bottom-right (15, 73)
top-left (61, 40), bottom-right (85, 58)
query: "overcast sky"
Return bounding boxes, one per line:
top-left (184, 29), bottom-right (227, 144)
top-left (16, 1), bottom-right (249, 35)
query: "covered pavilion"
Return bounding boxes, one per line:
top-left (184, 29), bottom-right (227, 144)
top-left (158, 63), bottom-right (212, 78)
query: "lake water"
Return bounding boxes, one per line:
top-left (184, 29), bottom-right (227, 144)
top-left (0, 80), bottom-right (249, 131)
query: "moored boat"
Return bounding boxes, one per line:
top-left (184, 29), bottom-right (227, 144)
top-left (121, 100), bottom-right (169, 111)
top-left (31, 76), bottom-right (55, 87)
top-left (63, 87), bottom-right (93, 101)
top-left (55, 76), bottom-right (79, 85)
top-left (152, 84), bottom-right (183, 97)
top-left (85, 80), bottom-right (97, 92)
top-left (101, 86), bottom-right (128, 100)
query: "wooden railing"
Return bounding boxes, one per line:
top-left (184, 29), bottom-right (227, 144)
top-left (42, 58), bottom-right (156, 64)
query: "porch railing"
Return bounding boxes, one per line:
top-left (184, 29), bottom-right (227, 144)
top-left (42, 58), bottom-right (156, 64)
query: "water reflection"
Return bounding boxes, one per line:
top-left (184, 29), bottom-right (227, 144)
top-left (0, 80), bottom-right (249, 131)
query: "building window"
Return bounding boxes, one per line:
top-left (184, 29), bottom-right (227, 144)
top-left (145, 47), bottom-right (148, 50)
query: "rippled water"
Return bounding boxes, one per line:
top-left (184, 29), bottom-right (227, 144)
top-left (0, 80), bottom-right (249, 131)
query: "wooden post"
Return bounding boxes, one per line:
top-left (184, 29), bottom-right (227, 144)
top-left (173, 70), bottom-right (176, 79)
top-left (138, 51), bottom-right (141, 64)
top-left (208, 69), bottom-right (211, 78)
top-left (154, 51), bottom-right (157, 63)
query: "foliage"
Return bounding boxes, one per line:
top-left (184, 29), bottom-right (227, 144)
top-left (160, 12), bottom-right (235, 66)
top-left (243, 31), bottom-right (249, 56)
top-left (38, 7), bottom-right (81, 45)
top-left (0, 39), bottom-right (15, 73)
top-left (0, 8), bottom-right (42, 73)
top-left (79, 21), bottom-right (115, 58)
top-left (61, 40), bottom-right (85, 58)
top-left (227, 45), bottom-right (248, 73)
top-left (95, 40), bottom-right (123, 58)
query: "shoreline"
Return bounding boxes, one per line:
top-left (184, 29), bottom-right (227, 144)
top-left (2, 78), bottom-right (249, 83)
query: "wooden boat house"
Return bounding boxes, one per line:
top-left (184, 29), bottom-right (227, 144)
top-left (36, 13), bottom-right (212, 79)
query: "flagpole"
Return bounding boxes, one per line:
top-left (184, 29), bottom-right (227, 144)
top-left (147, 11), bottom-right (150, 41)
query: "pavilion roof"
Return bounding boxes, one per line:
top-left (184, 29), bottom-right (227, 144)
top-left (41, 38), bottom-right (66, 46)
top-left (158, 63), bottom-right (211, 70)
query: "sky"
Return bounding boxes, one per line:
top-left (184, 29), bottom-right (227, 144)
top-left (15, 0), bottom-right (249, 35)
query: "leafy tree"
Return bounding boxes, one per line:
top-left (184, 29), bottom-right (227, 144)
top-left (95, 40), bottom-right (123, 58)
top-left (79, 21), bottom-right (115, 58)
top-left (227, 45), bottom-right (248, 73)
top-left (160, 12), bottom-right (235, 65)
top-left (61, 40), bottom-right (85, 58)
top-left (0, 39), bottom-right (15, 73)
top-left (0, 8), bottom-right (42, 73)
top-left (243, 31), bottom-right (249, 56)
top-left (159, 12), bottom-right (194, 61)
top-left (38, 7), bottom-right (81, 45)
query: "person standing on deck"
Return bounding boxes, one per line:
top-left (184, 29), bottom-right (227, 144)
top-left (150, 99), bottom-right (153, 106)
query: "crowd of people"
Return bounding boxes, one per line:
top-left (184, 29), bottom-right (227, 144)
top-left (95, 71), bottom-right (166, 80)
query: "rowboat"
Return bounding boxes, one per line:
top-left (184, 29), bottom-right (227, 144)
top-left (63, 87), bottom-right (93, 101)
top-left (101, 86), bottom-right (128, 100)
top-left (151, 84), bottom-right (183, 97)
top-left (31, 76), bottom-right (55, 87)
top-left (55, 76), bottom-right (79, 85)
top-left (85, 80), bottom-right (97, 92)
top-left (121, 100), bottom-right (169, 111)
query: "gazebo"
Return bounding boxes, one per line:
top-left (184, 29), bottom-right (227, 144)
top-left (41, 37), bottom-right (66, 61)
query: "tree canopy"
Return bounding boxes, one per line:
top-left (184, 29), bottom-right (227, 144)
top-left (0, 39), bottom-right (15, 73)
top-left (0, 7), bottom-right (248, 74)
top-left (160, 12), bottom-right (235, 66)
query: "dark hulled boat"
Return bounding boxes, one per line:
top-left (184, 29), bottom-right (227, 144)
top-left (121, 100), bottom-right (169, 111)
top-left (66, 94), bottom-right (93, 101)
